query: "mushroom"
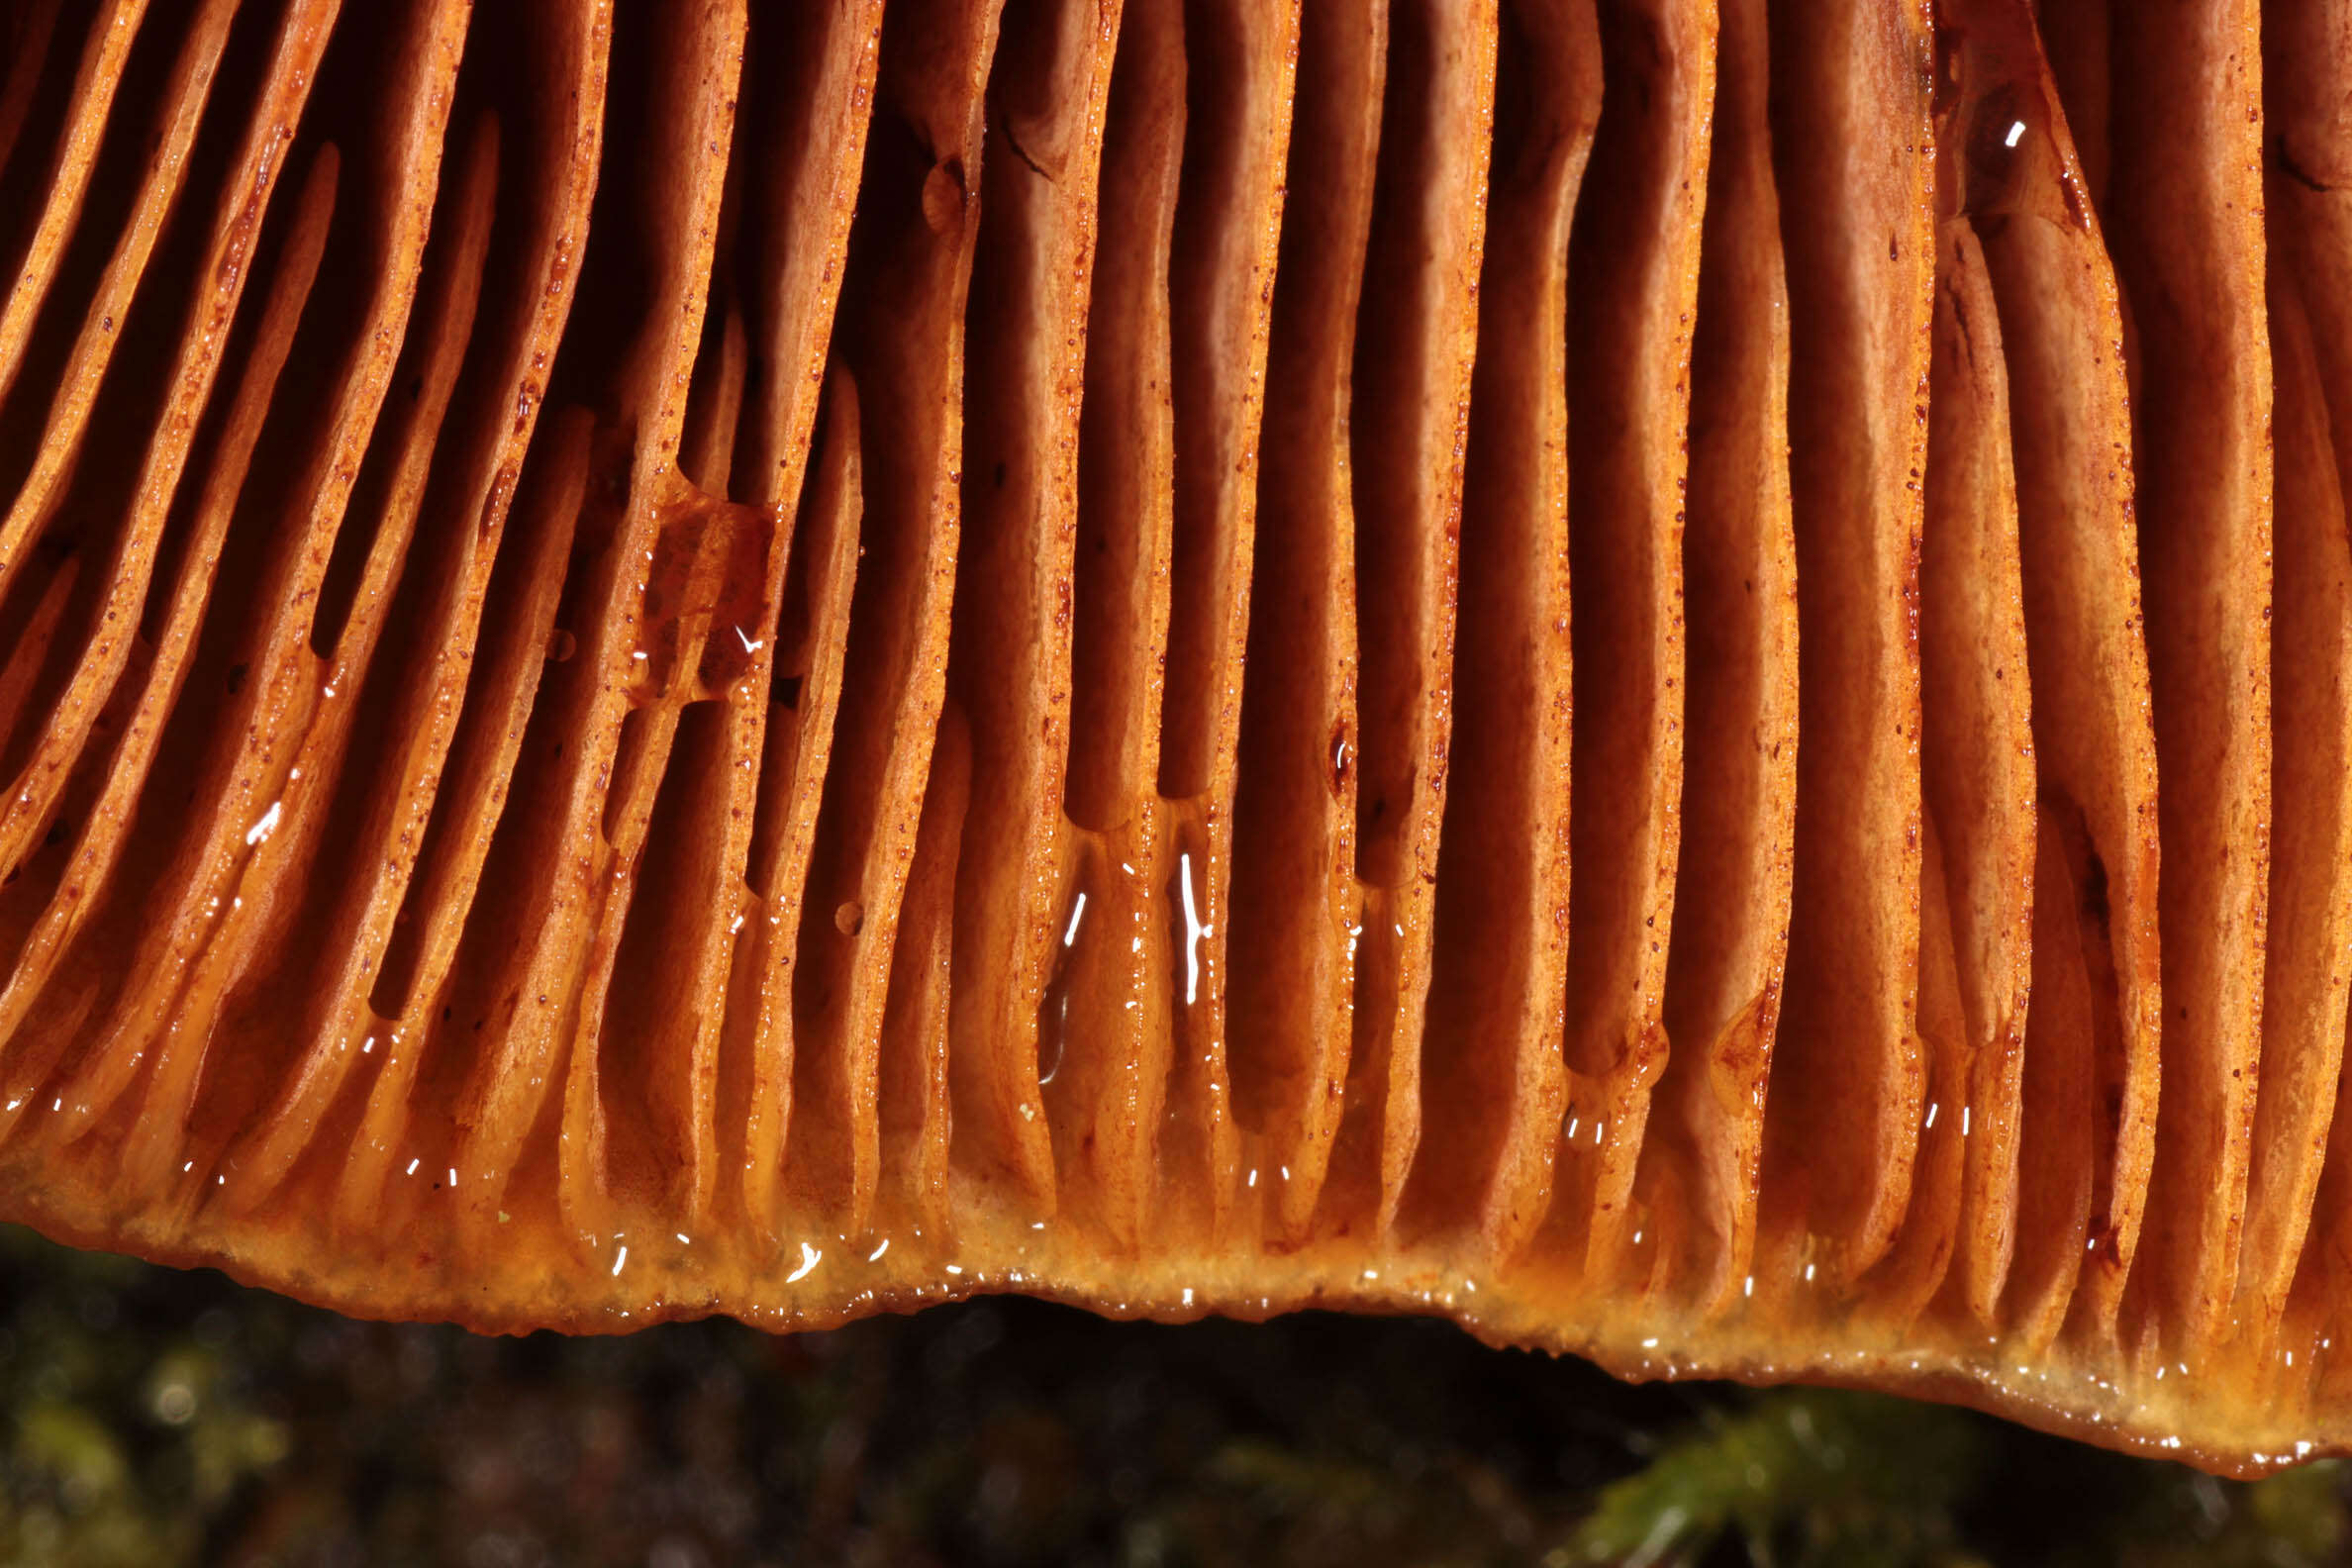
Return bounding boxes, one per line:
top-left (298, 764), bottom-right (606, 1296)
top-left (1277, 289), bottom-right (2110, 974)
top-left (0, 0), bottom-right (2341, 1477)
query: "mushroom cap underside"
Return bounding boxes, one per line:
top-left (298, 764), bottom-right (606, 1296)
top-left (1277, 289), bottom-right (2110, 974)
top-left (0, 0), bottom-right (2341, 1478)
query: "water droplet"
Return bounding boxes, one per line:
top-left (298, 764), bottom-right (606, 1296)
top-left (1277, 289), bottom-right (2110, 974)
top-left (1038, 869), bottom-right (1097, 1089)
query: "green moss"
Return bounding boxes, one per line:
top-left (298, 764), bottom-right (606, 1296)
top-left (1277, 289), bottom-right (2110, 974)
top-left (1563, 1389), bottom-right (1989, 1567)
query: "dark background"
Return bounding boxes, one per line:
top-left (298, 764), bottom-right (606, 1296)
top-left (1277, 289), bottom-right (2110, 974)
top-left (0, 1223), bottom-right (2342, 1566)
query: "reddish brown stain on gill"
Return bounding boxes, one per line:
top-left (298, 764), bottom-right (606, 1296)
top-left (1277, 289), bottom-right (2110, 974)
top-left (631, 475), bottom-right (779, 703)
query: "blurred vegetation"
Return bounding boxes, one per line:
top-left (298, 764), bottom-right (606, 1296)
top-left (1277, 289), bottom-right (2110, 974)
top-left (0, 1223), bottom-right (2344, 1565)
